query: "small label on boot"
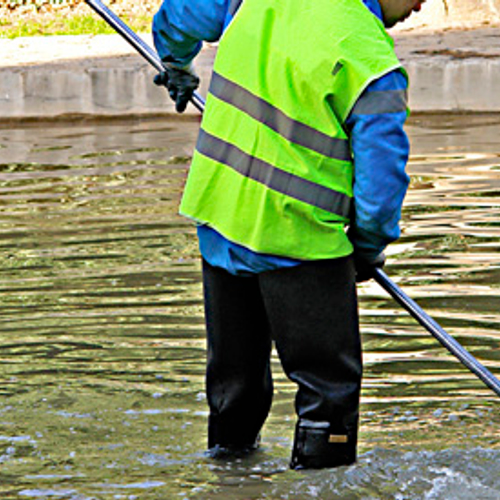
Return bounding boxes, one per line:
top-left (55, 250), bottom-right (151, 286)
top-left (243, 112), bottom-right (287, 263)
top-left (328, 434), bottom-right (348, 444)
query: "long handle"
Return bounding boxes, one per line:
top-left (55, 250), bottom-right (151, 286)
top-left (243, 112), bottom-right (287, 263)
top-left (373, 267), bottom-right (500, 397)
top-left (84, 0), bottom-right (205, 112)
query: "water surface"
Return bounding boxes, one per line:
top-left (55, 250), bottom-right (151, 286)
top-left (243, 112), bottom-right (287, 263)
top-left (0, 114), bottom-right (499, 499)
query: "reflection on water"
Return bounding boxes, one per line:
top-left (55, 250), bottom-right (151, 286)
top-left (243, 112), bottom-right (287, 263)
top-left (0, 114), bottom-right (499, 499)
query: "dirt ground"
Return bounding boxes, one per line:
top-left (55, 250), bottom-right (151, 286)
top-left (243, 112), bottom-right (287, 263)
top-left (2, 0), bottom-right (500, 35)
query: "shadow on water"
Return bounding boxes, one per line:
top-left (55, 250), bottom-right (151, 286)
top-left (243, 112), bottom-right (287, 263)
top-left (0, 114), bottom-right (499, 499)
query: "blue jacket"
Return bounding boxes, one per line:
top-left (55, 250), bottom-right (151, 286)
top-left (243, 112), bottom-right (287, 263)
top-left (153, 0), bottom-right (410, 275)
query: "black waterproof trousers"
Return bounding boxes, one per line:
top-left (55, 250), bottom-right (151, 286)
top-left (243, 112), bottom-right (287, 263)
top-left (202, 256), bottom-right (362, 469)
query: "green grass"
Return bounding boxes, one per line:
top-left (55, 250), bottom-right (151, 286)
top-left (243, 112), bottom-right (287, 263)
top-left (0, 12), bottom-right (153, 38)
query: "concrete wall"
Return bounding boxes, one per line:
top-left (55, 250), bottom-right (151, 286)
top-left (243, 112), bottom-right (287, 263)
top-left (4, 45), bottom-right (500, 118)
top-left (0, 48), bottom-right (216, 119)
top-left (3, 24), bottom-right (500, 119)
top-left (0, 59), bottom-right (168, 118)
top-left (405, 58), bottom-right (500, 112)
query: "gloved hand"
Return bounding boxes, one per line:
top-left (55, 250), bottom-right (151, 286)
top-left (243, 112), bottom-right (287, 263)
top-left (353, 252), bottom-right (386, 283)
top-left (154, 63), bottom-right (200, 113)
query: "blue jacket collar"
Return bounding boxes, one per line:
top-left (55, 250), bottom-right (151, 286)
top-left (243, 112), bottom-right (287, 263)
top-left (363, 0), bottom-right (383, 21)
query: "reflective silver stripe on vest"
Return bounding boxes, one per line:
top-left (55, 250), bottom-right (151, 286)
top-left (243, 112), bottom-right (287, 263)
top-left (350, 89), bottom-right (407, 115)
top-left (228, 0), bottom-right (243, 16)
top-left (209, 72), bottom-right (351, 162)
top-left (197, 129), bottom-right (352, 218)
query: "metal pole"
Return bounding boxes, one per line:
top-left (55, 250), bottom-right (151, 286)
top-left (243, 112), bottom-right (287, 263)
top-left (373, 267), bottom-right (500, 397)
top-left (84, 0), bottom-right (205, 112)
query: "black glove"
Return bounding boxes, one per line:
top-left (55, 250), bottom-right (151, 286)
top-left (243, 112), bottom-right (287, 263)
top-left (354, 252), bottom-right (386, 283)
top-left (154, 63), bottom-right (200, 113)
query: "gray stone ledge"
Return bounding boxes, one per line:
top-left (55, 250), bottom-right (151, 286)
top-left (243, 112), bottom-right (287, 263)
top-left (3, 31), bottom-right (500, 119)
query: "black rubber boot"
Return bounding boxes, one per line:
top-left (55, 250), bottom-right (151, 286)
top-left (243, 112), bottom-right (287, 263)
top-left (290, 419), bottom-right (357, 469)
top-left (202, 260), bottom-right (274, 456)
top-left (259, 257), bottom-right (362, 469)
top-left (206, 433), bottom-right (261, 460)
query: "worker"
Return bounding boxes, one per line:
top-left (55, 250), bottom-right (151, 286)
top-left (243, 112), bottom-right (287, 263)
top-left (152, 0), bottom-right (425, 469)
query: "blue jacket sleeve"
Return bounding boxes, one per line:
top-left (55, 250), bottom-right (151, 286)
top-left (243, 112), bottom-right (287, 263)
top-left (152, 0), bottom-right (229, 67)
top-left (345, 69), bottom-right (410, 261)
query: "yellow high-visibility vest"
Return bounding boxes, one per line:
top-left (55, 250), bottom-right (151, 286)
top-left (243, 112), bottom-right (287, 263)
top-left (180, 0), bottom-right (406, 260)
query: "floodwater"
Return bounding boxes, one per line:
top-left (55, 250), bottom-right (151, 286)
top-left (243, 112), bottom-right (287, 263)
top-left (0, 114), bottom-right (499, 499)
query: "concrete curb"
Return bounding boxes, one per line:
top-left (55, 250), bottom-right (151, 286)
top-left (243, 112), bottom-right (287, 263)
top-left (0, 55), bottom-right (211, 119)
top-left (0, 35), bottom-right (216, 119)
top-left (2, 29), bottom-right (500, 119)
